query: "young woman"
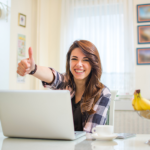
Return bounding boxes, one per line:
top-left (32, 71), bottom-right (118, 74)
top-left (17, 40), bottom-right (111, 133)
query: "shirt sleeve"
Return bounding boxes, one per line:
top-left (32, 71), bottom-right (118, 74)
top-left (42, 68), bottom-right (68, 90)
top-left (83, 86), bottom-right (111, 133)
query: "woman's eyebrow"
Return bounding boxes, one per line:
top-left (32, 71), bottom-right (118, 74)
top-left (83, 57), bottom-right (89, 59)
top-left (71, 56), bottom-right (89, 59)
top-left (71, 56), bottom-right (78, 58)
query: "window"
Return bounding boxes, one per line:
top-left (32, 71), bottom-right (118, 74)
top-left (60, 0), bottom-right (135, 95)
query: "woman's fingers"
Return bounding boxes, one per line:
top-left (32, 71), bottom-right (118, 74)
top-left (28, 47), bottom-right (33, 61)
top-left (21, 59), bottom-right (30, 69)
top-left (17, 59), bottom-right (31, 76)
top-left (17, 66), bottom-right (25, 76)
top-left (17, 47), bottom-right (35, 76)
top-left (17, 69), bottom-right (25, 76)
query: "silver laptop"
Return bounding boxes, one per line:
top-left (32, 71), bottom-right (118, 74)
top-left (0, 90), bottom-right (86, 140)
top-left (1, 136), bottom-right (86, 150)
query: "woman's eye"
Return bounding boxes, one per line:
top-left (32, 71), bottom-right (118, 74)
top-left (83, 60), bottom-right (89, 61)
top-left (71, 59), bottom-right (77, 60)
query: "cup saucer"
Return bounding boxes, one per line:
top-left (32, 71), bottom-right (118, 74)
top-left (91, 133), bottom-right (117, 141)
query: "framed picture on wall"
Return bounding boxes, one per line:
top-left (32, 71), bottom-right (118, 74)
top-left (138, 25), bottom-right (150, 44)
top-left (137, 48), bottom-right (150, 65)
top-left (137, 4), bottom-right (150, 23)
top-left (18, 13), bottom-right (26, 27)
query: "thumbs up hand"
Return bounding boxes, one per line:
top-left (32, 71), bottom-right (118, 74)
top-left (17, 47), bottom-right (35, 76)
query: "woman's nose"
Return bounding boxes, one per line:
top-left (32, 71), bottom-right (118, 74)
top-left (76, 60), bottom-right (82, 66)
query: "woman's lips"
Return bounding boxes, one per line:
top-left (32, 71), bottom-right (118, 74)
top-left (74, 69), bottom-right (85, 74)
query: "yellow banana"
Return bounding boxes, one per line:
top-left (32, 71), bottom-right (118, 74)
top-left (132, 90), bottom-right (143, 110)
top-left (138, 93), bottom-right (150, 110)
top-left (132, 94), bottom-right (137, 110)
top-left (134, 93), bottom-right (143, 111)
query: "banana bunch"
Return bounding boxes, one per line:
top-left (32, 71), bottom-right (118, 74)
top-left (132, 90), bottom-right (150, 111)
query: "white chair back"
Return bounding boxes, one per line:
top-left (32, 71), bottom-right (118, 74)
top-left (106, 90), bottom-right (118, 126)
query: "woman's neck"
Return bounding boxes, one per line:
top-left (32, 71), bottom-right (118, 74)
top-left (74, 79), bottom-right (86, 95)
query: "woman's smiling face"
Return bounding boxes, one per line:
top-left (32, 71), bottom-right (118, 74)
top-left (70, 47), bottom-right (92, 82)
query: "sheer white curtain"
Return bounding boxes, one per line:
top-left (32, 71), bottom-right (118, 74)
top-left (60, 0), bottom-right (135, 94)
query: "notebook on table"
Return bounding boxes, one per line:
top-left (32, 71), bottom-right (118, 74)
top-left (0, 90), bottom-right (86, 140)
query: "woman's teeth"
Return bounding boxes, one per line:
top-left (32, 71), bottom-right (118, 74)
top-left (75, 70), bottom-right (84, 73)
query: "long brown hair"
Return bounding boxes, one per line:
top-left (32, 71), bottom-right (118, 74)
top-left (66, 40), bottom-right (104, 115)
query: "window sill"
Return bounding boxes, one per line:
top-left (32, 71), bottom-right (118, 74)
top-left (115, 94), bottom-right (134, 110)
top-left (115, 94), bottom-right (133, 100)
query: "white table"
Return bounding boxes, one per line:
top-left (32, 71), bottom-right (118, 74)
top-left (0, 132), bottom-right (149, 150)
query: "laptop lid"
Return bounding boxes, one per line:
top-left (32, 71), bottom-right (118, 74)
top-left (0, 90), bottom-right (77, 140)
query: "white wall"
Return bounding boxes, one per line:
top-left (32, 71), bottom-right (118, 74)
top-left (8, 0), bottom-right (61, 90)
top-left (0, 0), bottom-right (11, 133)
top-left (35, 0), bottom-right (61, 90)
top-left (0, 0), bottom-right (11, 90)
top-left (134, 0), bottom-right (150, 99)
top-left (9, 0), bottom-right (37, 90)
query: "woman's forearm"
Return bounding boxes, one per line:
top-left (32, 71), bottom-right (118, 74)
top-left (33, 65), bottom-right (54, 83)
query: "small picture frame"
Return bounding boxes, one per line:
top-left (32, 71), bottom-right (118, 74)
top-left (137, 4), bottom-right (150, 23)
top-left (137, 25), bottom-right (150, 44)
top-left (137, 48), bottom-right (150, 65)
top-left (18, 13), bottom-right (26, 27)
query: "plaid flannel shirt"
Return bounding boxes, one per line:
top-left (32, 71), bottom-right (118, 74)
top-left (42, 68), bottom-right (111, 133)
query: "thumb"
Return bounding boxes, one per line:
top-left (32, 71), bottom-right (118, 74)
top-left (28, 47), bottom-right (33, 60)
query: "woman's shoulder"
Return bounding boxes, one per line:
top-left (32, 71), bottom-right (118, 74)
top-left (100, 85), bottom-right (111, 98)
top-left (94, 85), bottom-right (111, 106)
top-left (93, 85), bottom-right (111, 115)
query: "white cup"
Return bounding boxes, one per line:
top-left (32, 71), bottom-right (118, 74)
top-left (92, 125), bottom-right (114, 136)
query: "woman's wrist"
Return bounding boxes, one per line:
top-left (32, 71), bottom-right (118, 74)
top-left (29, 64), bottom-right (37, 75)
